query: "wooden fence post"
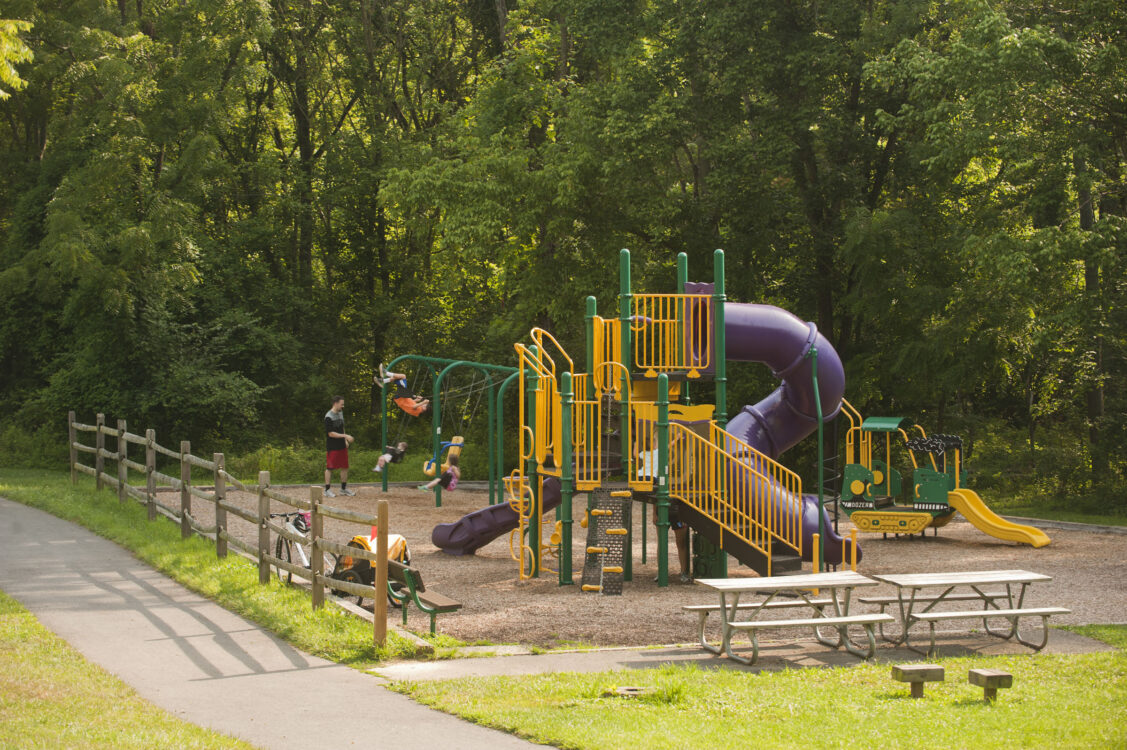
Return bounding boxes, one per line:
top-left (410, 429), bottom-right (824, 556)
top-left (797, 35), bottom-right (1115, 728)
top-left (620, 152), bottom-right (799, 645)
top-left (180, 440), bottom-right (191, 539)
top-left (257, 471), bottom-right (270, 584)
top-left (311, 485), bottom-right (324, 610)
top-left (68, 411), bottom-right (77, 484)
top-left (95, 413), bottom-right (105, 490)
top-left (117, 419), bottom-right (128, 504)
top-left (375, 499), bottom-right (388, 646)
top-left (214, 453), bottom-right (227, 559)
top-left (145, 429), bottom-right (156, 521)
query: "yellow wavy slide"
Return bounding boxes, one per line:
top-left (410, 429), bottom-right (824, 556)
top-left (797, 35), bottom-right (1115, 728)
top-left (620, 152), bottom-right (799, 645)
top-left (947, 488), bottom-right (1051, 548)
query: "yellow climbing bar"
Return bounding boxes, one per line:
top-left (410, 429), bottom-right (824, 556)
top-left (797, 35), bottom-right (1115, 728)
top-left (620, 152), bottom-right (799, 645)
top-left (606, 528), bottom-right (628, 536)
top-left (587, 546), bottom-right (608, 554)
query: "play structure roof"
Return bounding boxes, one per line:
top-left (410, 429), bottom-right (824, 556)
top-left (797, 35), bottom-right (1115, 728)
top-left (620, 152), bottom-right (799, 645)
top-left (860, 416), bottom-right (913, 433)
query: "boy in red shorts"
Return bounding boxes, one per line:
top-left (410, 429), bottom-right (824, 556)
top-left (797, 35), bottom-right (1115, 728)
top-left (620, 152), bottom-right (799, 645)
top-left (324, 396), bottom-right (355, 497)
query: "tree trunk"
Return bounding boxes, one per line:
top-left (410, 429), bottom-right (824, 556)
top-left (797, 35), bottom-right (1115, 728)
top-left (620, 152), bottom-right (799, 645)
top-left (294, 49), bottom-right (314, 290)
top-left (1075, 153), bottom-right (1106, 476)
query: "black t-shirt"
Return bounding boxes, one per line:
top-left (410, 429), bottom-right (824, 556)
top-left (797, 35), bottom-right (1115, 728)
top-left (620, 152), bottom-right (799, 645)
top-left (384, 445), bottom-right (406, 463)
top-left (325, 410), bottom-right (346, 451)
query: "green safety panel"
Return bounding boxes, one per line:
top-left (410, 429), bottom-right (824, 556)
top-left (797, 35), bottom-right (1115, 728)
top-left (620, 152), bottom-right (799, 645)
top-left (860, 417), bottom-right (914, 433)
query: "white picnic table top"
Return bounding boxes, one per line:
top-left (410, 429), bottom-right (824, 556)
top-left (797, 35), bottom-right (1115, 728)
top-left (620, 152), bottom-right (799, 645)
top-left (869, 569), bottom-right (1051, 589)
top-left (695, 570), bottom-right (877, 594)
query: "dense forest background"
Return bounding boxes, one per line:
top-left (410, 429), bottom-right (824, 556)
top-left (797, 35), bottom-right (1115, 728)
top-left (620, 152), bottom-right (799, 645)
top-left (1, 0), bottom-right (1123, 509)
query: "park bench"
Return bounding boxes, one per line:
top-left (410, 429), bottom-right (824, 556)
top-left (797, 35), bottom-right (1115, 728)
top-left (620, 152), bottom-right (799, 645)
top-left (386, 559), bottom-right (462, 635)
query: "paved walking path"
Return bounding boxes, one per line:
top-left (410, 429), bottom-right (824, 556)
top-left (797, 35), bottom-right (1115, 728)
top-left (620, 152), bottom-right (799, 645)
top-left (0, 497), bottom-right (537, 750)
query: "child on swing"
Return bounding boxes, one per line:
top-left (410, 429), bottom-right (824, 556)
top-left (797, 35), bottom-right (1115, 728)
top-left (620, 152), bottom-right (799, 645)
top-left (371, 441), bottom-right (409, 473)
top-left (377, 364), bottom-right (430, 416)
top-left (418, 454), bottom-right (460, 493)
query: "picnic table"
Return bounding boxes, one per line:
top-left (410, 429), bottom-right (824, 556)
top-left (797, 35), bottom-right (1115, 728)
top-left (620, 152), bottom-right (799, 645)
top-left (690, 571), bottom-right (893, 665)
top-left (867, 569), bottom-right (1070, 655)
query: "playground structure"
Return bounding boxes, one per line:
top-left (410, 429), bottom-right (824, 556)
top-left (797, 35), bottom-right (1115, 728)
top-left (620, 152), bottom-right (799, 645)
top-left (838, 404), bottom-right (1050, 547)
top-left (399, 249), bottom-right (1049, 589)
top-left (494, 249), bottom-right (857, 587)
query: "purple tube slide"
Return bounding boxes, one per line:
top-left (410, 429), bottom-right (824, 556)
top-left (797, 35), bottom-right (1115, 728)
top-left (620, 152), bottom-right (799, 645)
top-left (432, 477), bottom-right (562, 556)
top-left (723, 303), bottom-right (859, 565)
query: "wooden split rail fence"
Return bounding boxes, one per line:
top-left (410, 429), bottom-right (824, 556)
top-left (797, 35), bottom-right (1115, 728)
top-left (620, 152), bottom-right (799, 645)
top-left (67, 411), bottom-right (392, 645)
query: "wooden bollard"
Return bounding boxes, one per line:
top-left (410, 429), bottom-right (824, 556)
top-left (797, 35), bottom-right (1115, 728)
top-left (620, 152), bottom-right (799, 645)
top-left (969, 668), bottom-right (1012, 702)
top-left (892, 664), bottom-right (945, 698)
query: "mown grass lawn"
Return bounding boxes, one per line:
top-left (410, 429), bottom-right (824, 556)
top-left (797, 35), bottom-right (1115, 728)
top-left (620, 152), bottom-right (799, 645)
top-left (396, 631), bottom-right (1127, 750)
top-left (0, 589), bottom-right (259, 749)
top-left (0, 468), bottom-right (421, 666)
top-left (999, 506), bottom-right (1127, 527)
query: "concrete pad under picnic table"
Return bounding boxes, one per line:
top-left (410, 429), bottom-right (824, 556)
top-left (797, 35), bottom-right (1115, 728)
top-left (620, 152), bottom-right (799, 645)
top-left (373, 626), bottom-right (1112, 683)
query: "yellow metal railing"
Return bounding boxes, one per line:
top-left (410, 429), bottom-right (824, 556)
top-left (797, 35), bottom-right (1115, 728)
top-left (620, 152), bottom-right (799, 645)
top-left (591, 316), bottom-right (625, 398)
top-left (840, 399), bottom-right (869, 468)
top-left (515, 344), bottom-right (562, 470)
top-left (668, 423), bottom-right (803, 573)
top-left (632, 294), bottom-right (712, 377)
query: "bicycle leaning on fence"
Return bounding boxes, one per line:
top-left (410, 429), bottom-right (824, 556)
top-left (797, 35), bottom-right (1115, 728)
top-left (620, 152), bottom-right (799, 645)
top-left (269, 511), bottom-right (338, 585)
top-left (267, 511), bottom-right (405, 609)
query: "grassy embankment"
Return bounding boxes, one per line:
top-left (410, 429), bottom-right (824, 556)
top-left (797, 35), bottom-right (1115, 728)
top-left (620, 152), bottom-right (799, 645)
top-left (0, 469), bottom-right (425, 666)
top-left (0, 589), bottom-right (259, 749)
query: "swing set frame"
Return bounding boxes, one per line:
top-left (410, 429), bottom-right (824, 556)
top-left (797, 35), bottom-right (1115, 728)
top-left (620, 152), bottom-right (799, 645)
top-left (377, 355), bottom-right (518, 507)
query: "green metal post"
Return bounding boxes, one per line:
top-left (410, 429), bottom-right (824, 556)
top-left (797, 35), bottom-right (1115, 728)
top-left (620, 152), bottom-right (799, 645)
top-left (655, 374), bottom-right (671, 587)
top-left (618, 250), bottom-right (632, 482)
top-left (808, 347), bottom-right (825, 572)
top-left (485, 374), bottom-right (496, 506)
top-left (496, 371), bottom-right (520, 506)
top-left (585, 296), bottom-right (597, 401)
top-left (380, 379), bottom-right (389, 493)
top-left (430, 363), bottom-right (447, 507)
top-left (677, 252), bottom-right (690, 405)
top-left (713, 249), bottom-right (728, 428)
top-left (559, 372), bottom-right (574, 584)
top-left (525, 346), bottom-right (541, 578)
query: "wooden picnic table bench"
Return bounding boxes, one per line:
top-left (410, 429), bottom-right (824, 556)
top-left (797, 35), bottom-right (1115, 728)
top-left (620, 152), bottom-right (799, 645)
top-left (387, 559), bottom-right (462, 635)
top-left (870, 569), bottom-right (1070, 655)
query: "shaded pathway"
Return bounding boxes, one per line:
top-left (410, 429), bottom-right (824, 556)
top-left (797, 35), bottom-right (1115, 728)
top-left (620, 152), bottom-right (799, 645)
top-left (0, 498), bottom-right (538, 750)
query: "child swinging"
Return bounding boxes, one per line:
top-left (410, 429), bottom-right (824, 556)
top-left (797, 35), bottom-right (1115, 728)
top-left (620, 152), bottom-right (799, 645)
top-left (377, 364), bottom-right (431, 417)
